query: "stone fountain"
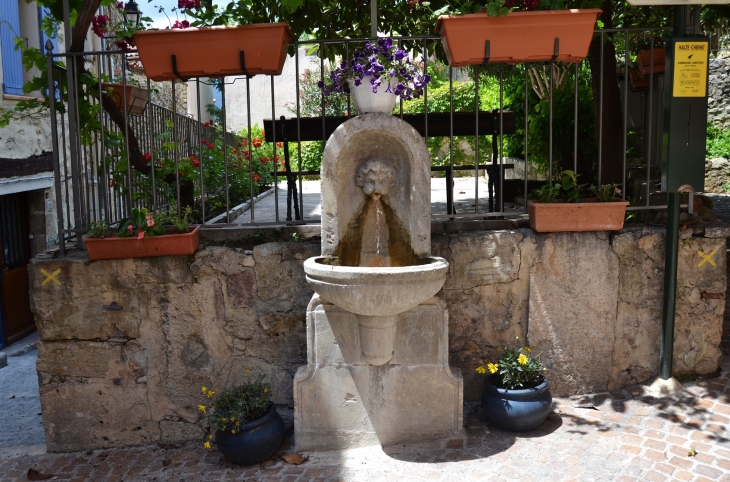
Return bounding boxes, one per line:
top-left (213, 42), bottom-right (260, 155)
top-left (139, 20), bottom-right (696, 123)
top-left (294, 114), bottom-right (463, 450)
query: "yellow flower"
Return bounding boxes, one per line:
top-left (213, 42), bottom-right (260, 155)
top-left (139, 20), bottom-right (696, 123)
top-left (221, 418), bottom-right (227, 422)
top-left (245, 369), bottom-right (251, 373)
top-left (236, 422), bottom-right (240, 426)
top-left (518, 354), bottom-right (529, 365)
top-left (231, 430), bottom-right (236, 434)
top-left (263, 387), bottom-right (269, 393)
top-left (524, 347), bottom-right (532, 353)
top-left (203, 441), bottom-right (211, 450)
top-left (230, 417), bottom-right (235, 422)
top-left (197, 405), bottom-right (206, 414)
top-left (208, 435), bottom-right (213, 440)
top-left (475, 366), bottom-right (486, 374)
top-left (207, 390), bottom-right (215, 398)
top-left (487, 362), bottom-right (499, 374)
top-left (201, 386), bottom-right (207, 394)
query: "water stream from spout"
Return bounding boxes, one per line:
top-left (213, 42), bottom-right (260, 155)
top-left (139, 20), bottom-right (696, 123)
top-left (375, 199), bottom-right (382, 256)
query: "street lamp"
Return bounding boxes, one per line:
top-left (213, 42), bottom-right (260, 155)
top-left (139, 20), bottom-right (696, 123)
top-left (123, 0), bottom-right (141, 27)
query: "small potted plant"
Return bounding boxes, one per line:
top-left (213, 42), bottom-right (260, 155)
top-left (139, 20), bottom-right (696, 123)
top-left (436, 0), bottom-right (601, 66)
top-left (318, 38), bottom-right (432, 114)
top-left (476, 337), bottom-right (551, 432)
top-left (198, 374), bottom-right (285, 465)
top-left (527, 170), bottom-right (629, 232)
top-left (83, 207), bottom-right (200, 260)
top-left (132, 1), bottom-right (294, 81)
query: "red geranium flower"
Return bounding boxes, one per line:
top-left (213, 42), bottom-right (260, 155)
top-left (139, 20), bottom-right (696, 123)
top-left (192, 160), bottom-right (201, 168)
top-left (276, 142), bottom-right (283, 148)
top-left (252, 138), bottom-right (263, 149)
top-left (252, 173), bottom-right (261, 182)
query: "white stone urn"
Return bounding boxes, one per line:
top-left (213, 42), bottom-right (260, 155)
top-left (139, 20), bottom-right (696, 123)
top-left (348, 76), bottom-right (397, 114)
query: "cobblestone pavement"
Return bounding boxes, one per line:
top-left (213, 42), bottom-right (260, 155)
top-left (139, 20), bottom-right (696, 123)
top-left (0, 355), bottom-right (729, 481)
top-left (0, 350), bottom-right (44, 452)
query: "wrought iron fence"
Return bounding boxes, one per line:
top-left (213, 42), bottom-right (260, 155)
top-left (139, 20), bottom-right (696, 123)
top-left (49, 24), bottom-right (711, 254)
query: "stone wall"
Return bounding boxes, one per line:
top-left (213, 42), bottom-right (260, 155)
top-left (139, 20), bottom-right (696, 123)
top-left (709, 54), bottom-right (730, 129)
top-left (30, 226), bottom-right (727, 452)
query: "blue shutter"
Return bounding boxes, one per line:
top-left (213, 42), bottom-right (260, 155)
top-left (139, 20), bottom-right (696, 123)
top-left (0, 1), bottom-right (25, 95)
top-left (38, 7), bottom-right (58, 54)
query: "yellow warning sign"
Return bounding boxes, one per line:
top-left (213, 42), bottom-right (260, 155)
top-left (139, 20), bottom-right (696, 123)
top-left (673, 41), bottom-right (708, 97)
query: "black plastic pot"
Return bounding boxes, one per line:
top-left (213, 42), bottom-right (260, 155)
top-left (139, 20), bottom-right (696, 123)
top-left (214, 402), bottom-right (284, 465)
top-left (481, 375), bottom-right (552, 432)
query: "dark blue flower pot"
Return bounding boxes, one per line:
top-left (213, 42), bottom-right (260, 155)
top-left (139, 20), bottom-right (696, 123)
top-left (214, 402), bottom-right (284, 465)
top-left (481, 375), bottom-right (552, 432)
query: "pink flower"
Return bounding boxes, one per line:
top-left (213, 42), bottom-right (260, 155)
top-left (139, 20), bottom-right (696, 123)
top-left (137, 230), bottom-right (145, 240)
top-left (172, 20), bottom-right (190, 29)
top-left (146, 219), bottom-right (154, 227)
top-left (127, 224), bottom-right (134, 232)
top-left (178, 0), bottom-right (200, 8)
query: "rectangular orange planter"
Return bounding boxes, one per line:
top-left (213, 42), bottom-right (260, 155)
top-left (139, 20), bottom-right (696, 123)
top-left (527, 200), bottom-right (629, 233)
top-left (102, 83), bottom-right (149, 115)
top-left (133, 24), bottom-right (294, 81)
top-left (436, 9), bottom-right (602, 66)
top-left (83, 226), bottom-right (200, 260)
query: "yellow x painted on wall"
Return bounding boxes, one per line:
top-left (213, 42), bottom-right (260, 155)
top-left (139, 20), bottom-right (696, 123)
top-left (697, 249), bottom-right (717, 268)
top-left (41, 268), bottom-right (62, 286)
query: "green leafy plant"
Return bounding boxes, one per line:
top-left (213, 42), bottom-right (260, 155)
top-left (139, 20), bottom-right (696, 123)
top-left (87, 219), bottom-right (110, 238)
top-left (590, 183), bottom-right (622, 202)
top-left (476, 337), bottom-right (546, 389)
top-left (528, 170), bottom-right (621, 203)
top-left (707, 122), bottom-right (730, 159)
top-left (117, 207), bottom-right (165, 239)
top-left (198, 374), bottom-right (271, 448)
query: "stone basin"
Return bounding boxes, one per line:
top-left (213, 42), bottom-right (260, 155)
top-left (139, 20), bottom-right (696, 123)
top-left (303, 256), bottom-right (449, 317)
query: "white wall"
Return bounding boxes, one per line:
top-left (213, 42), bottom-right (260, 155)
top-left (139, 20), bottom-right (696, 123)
top-left (224, 48), bottom-right (320, 133)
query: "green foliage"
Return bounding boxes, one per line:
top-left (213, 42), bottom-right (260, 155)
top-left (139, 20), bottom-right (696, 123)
top-left (287, 65), bottom-right (349, 117)
top-left (528, 169), bottom-right (622, 203)
top-left (707, 123), bottom-right (730, 159)
top-left (117, 207), bottom-right (165, 238)
top-left (502, 63), bottom-right (597, 177)
top-left (86, 219), bottom-right (110, 238)
top-left (199, 375), bottom-right (271, 433)
top-left (476, 337), bottom-right (546, 390)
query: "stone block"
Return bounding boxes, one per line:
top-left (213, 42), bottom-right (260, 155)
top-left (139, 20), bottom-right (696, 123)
top-left (527, 232), bottom-right (619, 397)
top-left (160, 421), bottom-right (205, 444)
top-left (0, 352), bottom-right (6, 369)
top-left (36, 341), bottom-right (121, 378)
top-left (40, 378), bottom-right (158, 452)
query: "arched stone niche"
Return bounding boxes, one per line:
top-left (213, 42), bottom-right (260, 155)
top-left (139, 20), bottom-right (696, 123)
top-left (320, 113), bottom-right (432, 260)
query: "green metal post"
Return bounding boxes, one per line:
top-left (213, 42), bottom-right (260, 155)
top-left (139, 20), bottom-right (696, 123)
top-left (658, 5), bottom-right (690, 381)
top-left (660, 192), bottom-right (680, 380)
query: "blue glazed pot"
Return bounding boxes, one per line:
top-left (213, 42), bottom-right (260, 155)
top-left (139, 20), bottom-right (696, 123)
top-left (481, 375), bottom-right (552, 432)
top-left (214, 402), bottom-right (284, 465)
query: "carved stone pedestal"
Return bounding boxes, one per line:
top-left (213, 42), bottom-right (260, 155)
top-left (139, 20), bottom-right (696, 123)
top-left (294, 295), bottom-right (463, 451)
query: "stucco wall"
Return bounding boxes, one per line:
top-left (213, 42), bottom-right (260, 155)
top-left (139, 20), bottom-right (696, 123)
top-left (30, 225), bottom-right (727, 452)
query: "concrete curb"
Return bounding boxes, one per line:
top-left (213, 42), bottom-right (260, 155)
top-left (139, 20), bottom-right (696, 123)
top-left (203, 186), bottom-right (275, 225)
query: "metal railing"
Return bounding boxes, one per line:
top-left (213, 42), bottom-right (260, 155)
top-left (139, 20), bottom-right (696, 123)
top-left (48, 24), bottom-right (712, 254)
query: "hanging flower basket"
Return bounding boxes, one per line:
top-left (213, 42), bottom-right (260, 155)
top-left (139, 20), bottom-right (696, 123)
top-left (637, 47), bottom-right (666, 77)
top-left (84, 226), bottom-right (200, 260)
top-left (133, 24), bottom-right (294, 81)
top-left (101, 83), bottom-right (149, 115)
top-left (527, 200), bottom-right (629, 233)
top-left (436, 9), bottom-right (602, 66)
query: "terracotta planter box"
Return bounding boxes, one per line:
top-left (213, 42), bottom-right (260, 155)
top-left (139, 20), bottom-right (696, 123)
top-left (436, 9), bottom-right (602, 66)
top-left (637, 47), bottom-right (665, 77)
top-left (102, 83), bottom-right (149, 115)
top-left (84, 226), bottom-right (200, 260)
top-left (527, 200), bottom-right (629, 233)
top-left (133, 24), bottom-right (294, 81)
